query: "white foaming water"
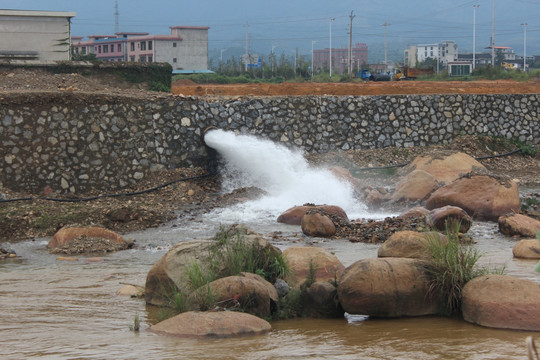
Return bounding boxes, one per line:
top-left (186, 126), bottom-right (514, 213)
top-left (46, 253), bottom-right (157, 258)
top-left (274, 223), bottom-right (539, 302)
top-left (203, 129), bottom-right (368, 223)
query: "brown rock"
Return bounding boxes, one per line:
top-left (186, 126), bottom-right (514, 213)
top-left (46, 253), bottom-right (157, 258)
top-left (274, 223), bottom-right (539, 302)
top-left (425, 174), bottom-right (520, 221)
top-left (303, 281), bottom-right (344, 318)
top-left (498, 213), bottom-right (540, 238)
top-left (283, 246), bottom-right (345, 288)
top-left (277, 205), bottom-right (349, 225)
top-left (406, 151), bottom-right (486, 185)
top-left (462, 275), bottom-right (540, 331)
top-left (191, 273), bottom-right (278, 318)
top-left (512, 239), bottom-right (540, 259)
top-left (391, 169), bottom-right (439, 203)
top-left (400, 206), bottom-right (430, 220)
top-left (117, 285), bottom-right (144, 298)
top-left (56, 256), bottom-right (78, 261)
top-left (337, 258), bottom-right (439, 317)
top-left (377, 230), bottom-right (447, 259)
top-left (48, 226), bottom-right (126, 249)
top-left (301, 212), bottom-right (336, 238)
top-left (427, 205), bottom-right (472, 233)
top-left (149, 311), bottom-right (271, 338)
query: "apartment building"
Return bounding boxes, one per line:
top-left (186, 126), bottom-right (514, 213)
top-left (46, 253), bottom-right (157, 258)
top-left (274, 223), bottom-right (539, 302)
top-left (313, 43), bottom-right (368, 75)
top-left (71, 26), bottom-right (209, 71)
top-left (0, 9), bottom-right (76, 62)
top-left (404, 41), bottom-right (458, 68)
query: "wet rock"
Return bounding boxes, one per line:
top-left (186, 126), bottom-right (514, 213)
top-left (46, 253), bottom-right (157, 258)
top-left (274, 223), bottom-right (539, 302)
top-left (337, 216), bottom-right (429, 244)
top-left (0, 246), bottom-right (16, 260)
top-left (377, 230), bottom-right (447, 259)
top-left (391, 169), bottom-right (439, 203)
top-left (48, 226), bottom-right (131, 254)
top-left (56, 256), bottom-right (78, 261)
top-left (277, 204), bottom-right (349, 225)
top-left (283, 246), bottom-right (345, 288)
top-left (274, 279), bottom-right (290, 297)
top-left (426, 173), bottom-right (520, 221)
top-left (400, 206), bottom-right (430, 220)
top-left (498, 213), bottom-right (540, 238)
top-left (149, 311), bottom-right (271, 338)
top-left (405, 151), bottom-right (486, 185)
top-left (337, 258), bottom-right (439, 317)
top-left (512, 239), bottom-right (540, 259)
top-left (190, 273), bottom-right (278, 318)
top-left (462, 274), bottom-right (540, 331)
top-left (427, 205), bottom-right (472, 233)
top-left (301, 211), bottom-right (336, 238)
top-left (303, 281), bottom-right (344, 318)
top-left (117, 284), bottom-right (145, 298)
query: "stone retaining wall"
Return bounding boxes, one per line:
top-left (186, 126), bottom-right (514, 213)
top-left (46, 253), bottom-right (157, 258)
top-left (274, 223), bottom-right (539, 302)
top-left (1, 92), bottom-right (539, 193)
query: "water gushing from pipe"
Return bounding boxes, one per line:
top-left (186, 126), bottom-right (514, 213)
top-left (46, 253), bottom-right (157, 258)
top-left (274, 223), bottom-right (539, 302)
top-left (203, 129), bottom-right (368, 222)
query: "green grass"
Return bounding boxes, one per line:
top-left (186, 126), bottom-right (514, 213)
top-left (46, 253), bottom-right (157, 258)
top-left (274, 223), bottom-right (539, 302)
top-left (422, 224), bottom-right (500, 316)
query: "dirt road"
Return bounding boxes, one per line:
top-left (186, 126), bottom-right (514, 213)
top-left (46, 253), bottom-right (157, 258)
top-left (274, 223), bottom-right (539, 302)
top-left (172, 79), bottom-right (540, 97)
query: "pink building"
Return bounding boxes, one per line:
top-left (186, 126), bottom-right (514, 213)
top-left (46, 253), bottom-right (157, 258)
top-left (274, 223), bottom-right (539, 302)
top-left (71, 26), bottom-right (209, 71)
top-left (313, 43), bottom-right (368, 75)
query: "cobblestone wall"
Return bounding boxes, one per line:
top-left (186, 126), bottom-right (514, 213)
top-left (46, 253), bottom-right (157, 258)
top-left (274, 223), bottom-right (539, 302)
top-left (1, 92), bottom-right (539, 193)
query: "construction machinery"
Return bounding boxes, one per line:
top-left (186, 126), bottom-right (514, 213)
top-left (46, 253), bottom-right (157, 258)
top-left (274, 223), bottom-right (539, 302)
top-left (393, 66), bottom-right (434, 80)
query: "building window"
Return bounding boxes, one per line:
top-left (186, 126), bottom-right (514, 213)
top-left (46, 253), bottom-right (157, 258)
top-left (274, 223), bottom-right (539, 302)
top-left (173, 58), bottom-right (177, 63)
top-left (173, 42), bottom-right (177, 47)
top-left (117, 44), bottom-right (122, 52)
top-left (140, 41), bottom-right (146, 50)
top-left (130, 56), bottom-right (135, 62)
top-left (139, 55), bottom-right (146, 62)
top-left (148, 41), bottom-right (152, 50)
top-left (130, 42), bottom-right (135, 51)
top-left (148, 56), bottom-right (153, 62)
top-left (98, 45), bottom-right (102, 54)
top-left (103, 44), bottom-right (109, 53)
top-left (82, 47), bottom-right (86, 55)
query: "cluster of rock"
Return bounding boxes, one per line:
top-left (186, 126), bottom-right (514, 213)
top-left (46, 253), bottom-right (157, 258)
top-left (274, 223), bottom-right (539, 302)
top-left (2, 92), bottom-right (539, 194)
top-left (0, 246), bottom-right (17, 260)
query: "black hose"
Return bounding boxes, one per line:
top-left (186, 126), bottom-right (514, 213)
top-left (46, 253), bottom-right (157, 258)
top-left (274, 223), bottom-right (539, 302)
top-left (0, 147), bottom-right (531, 204)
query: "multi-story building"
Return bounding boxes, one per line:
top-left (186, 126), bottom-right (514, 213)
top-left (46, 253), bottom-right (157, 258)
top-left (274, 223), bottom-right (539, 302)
top-left (0, 9), bottom-right (76, 62)
top-left (404, 41), bottom-right (458, 68)
top-left (71, 26), bottom-right (210, 71)
top-left (313, 43), bottom-right (368, 75)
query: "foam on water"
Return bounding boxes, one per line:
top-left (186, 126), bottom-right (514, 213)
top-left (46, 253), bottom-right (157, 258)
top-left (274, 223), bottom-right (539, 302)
top-left (203, 129), bottom-right (369, 222)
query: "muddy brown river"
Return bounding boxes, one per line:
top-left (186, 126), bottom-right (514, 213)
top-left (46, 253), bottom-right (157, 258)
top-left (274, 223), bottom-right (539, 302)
top-left (1, 215), bottom-right (539, 360)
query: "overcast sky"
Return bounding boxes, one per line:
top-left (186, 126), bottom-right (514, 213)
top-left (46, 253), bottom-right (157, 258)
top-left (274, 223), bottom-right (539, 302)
top-left (3, 0), bottom-right (539, 62)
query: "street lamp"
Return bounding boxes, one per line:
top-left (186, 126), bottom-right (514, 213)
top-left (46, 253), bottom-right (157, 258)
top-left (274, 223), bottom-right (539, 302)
top-left (220, 48), bottom-right (227, 62)
top-left (311, 40), bottom-right (317, 80)
top-left (521, 23), bottom-right (528, 71)
top-left (330, 18), bottom-right (335, 78)
top-left (473, 5), bottom-right (479, 70)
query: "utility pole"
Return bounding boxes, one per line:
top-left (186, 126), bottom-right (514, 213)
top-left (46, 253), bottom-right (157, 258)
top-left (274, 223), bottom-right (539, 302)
top-left (473, 5), bottom-right (479, 70)
top-left (381, 22), bottom-right (390, 72)
top-left (491, 0), bottom-right (495, 66)
top-left (348, 11), bottom-right (355, 78)
top-left (311, 40), bottom-right (317, 79)
top-left (330, 18), bottom-right (335, 78)
top-left (245, 22), bottom-right (249, 72)
top-left (114, 0), bottom-right (120, 33)
top-left (521, 23), bottom-right (528, 71)
top-left (271, 45), bottom-right (278, 77)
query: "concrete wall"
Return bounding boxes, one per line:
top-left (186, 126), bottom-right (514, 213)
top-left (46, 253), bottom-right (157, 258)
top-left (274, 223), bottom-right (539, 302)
top-left (1, 92), bottom-right (539, 194)
top-left (0, 10), bottom-right (75, 62)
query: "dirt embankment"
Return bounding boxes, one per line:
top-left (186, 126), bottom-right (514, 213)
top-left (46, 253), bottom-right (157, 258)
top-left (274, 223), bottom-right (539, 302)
top-left (172, 79), bottom-right (540, 97)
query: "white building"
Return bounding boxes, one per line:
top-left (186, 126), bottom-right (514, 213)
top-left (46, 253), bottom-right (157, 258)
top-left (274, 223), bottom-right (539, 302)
top-left (0, 9), bottom-right (76, 63)
top-left (404, 41), bottom-right (458, 68)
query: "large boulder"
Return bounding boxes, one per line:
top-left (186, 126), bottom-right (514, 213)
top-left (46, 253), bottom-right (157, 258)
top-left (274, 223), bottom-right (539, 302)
top-left (301, 212), bottom-right (336, 237)
top-left (377, 230), bottom-right (448, 259)
top-left (425, 173), bottom-right (520, 221)
top-left (47, 226), bottom-right (131, 254)
top-left (427, 206), bottom-right (472, 233)
top-left (145, 240), bottom-right (215, 307)
top-left (512, 239), bottom-right (540, 259)
top-left (277, 205), bottom-right (349, 225)
top-left (400, 206), bottom-right (430, 220)
top-left (405, 151), bottom-right (486, 185)
top-left (145, 225), bottom-right (281, 307)
top-left (149, 311), bottom-right (271, 338)
top-left (462, 275), bottom-right (540, 331)
top-left (190, 273), bottom-right (278, 318)
top-left (337, 258), bottom-right (439, 317)
top-left (283, 246), bottom-right (345, 288)
top-left (498, 213), bottom-right (540, 238)
top-left (391, 170), bottom-right (439, 203)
